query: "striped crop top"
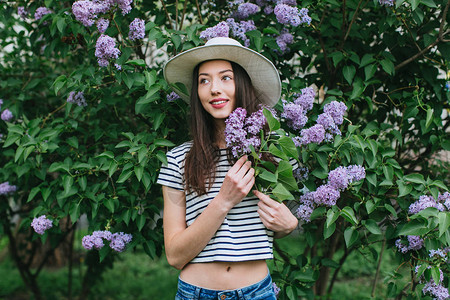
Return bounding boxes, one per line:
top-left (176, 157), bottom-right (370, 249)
top-left (157, 141), bottom-right (276, 263)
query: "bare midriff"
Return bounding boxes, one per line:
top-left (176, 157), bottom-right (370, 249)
top-left (179, 260), bottom-right (268, 290)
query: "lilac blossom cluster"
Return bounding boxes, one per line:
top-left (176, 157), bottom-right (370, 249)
top-left (274, 4), bottom-right (311, 26)
top-left (292, 99), bottom-right (347, 147)
top-left (1, 108), bottom-right (13, 122)
top-left (129, 18), bottom-right (145, 41)
top-left (296, 165), bottom-right (365, 222)
top-left (276, 29), bottom-right (294, 53)
top-left (224, 107), bottom-right (267, 157)
top-left (97, 18), bottom-right (109, 33)
top-left (232, 2), bottom-right (260, 19)
top-left (395, 235), bottom-right (424, 253)
top-left (35, 7), bottom-right (52, 21)
top-left (18, 6), bottom-right (28, 19)
top-left (166, 92), bottom-right (181, 102)
top-left (67, 91), bottom-right (87, 107)
top-left (31, 215), bottom-right (53, 235)
top-left (82, 230), bottom-right (132, 252)
top-left (227, 18), bottom-right (256, 47)
top-left (415, 265), bottom-right (449, 300)
top-left (378, 0), bottom-right (394, 6)
top-left (95, 34), bottom-right (121, 67)
top-left (72, 0), bottom-right (133, 27)
top-left (293, 166), bottom-right (309, 182)
top-left (199, 21), bottom-right (230, 41)
top-left (0, 182), bottom-right (17, 195)
top-left (429, 248), bottom-right (449, 260)
top-left (408, 192), bottom-right (450, 215)
top-left (281, 87), bottom-right (315, 131)
top-left (272, 282), bottom-right (281, 297)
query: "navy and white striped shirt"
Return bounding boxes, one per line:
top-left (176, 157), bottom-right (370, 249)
top-left (157, 141), bottom-right (275, 263)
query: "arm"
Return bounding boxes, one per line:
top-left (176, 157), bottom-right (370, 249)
top-left (163, 156), bottom-right (255, 270)
top-left (253, 190), bottom-right (298, 239)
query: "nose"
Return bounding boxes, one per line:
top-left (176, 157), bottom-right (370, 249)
top-left (210, 78), bottom-right (222, 95)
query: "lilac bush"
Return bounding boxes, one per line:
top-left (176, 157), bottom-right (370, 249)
top-left (95, 34), bottom-right (121, 67)
top-left (82, 230), bottom-right (132, 252)
top-left (129, 18), bottom-right (145, 41)
top-left (31, 215), bottom-right (53, 235)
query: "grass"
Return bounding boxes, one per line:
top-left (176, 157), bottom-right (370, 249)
top-left (0, 235), bottom-right (408, 299)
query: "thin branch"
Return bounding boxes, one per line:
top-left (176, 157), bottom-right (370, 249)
top-left (175, 0), bottom-right (179, 30)
top-left (371, 238), bottom-right (386, 297)
top-left (195, 0), bottom-right (203, 24)
top-left (343, 0), bottom-right (365, 42)
top-left (179, 0), bottom-right (188, 30)
top-left (160, 0), bottom-right (173, 29)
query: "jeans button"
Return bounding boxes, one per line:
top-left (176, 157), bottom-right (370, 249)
top-left (220, 295), bottom-right (226, 300)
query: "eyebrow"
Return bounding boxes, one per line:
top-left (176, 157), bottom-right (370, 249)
top-left (198, 69), bottom-right (234, 76)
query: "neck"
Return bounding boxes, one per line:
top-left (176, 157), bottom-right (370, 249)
top-left (214, 119), bottom-right (226, 148)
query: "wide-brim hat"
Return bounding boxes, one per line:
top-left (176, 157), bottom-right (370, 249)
top-left (163, 37), bottom-right (281, 107)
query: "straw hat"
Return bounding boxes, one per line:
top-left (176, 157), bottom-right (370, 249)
top-left (163, 37), bottom-right (281, 107)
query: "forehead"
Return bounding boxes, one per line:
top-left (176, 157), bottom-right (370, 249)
top-left (198, 60), bottom-right (233, 74)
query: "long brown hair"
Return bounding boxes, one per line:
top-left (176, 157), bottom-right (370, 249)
top-left (184, 61), bottom-right (262, 195)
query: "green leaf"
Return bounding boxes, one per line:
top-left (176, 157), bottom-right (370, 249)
top-left (99, 246), bottom-right (112, 263)
top-left (438, 212), bottom-right (450, 237)
top-left (397, 220), bottom-right (429, 236)
top-left (15, 146), bottom-right (25, 163)
top-left (326, 208), bottom-right (339, 228)
top-left (380, 59), bottom-right (395, 75)
top-left (384, 204), bottom-right (397, 218)
top-left (154, 139), bottom-right (175, 147)
top-left (117, 170), bottom-right (133, 183)
top-left (343, 65), bottom-right (356, 84)
top-left (126, 59), bottom-right (146, 67)
top-left (263, 108), bottom-right (280, 131)
top-left (27, 187), bottom-right (41, 203)
top-left (134, 166), bottom-right (144, 182)
top-left (69, 202), bottom-right (80, 223)
top-left (360, 54), bottom-right (375, 67)
top-left (341, 206), bottom-right (358, 225)
top-left (321, 258), bottom-right (340, 269)
top-left (97, 151), bottom-right (114, 159)
top-left (103, 198), bottom-right (115, 213)
top-left (430, 180), bottom-right (448, 190)
top-left (258, 169), bottom-right (278, 183)
top-left (136, 214), bottom-right (146, 231)
top-left (324, 222), bottom-right (336, 239)
top-left (272, 183), bottom-right (294, 202)
top-left (404, 173), bottom-right (425, 184)
top-left (278, 136), bottom-right (298, 158)
top-left (365, 200), bottom-right (376, 214)
top-left (78, 176), bottom-right (87, 191)
top-left (364, 219), bottom-right (382, 235)
top-left (364, 64), bottom-right (377, 80)
top-left (425, 108), bottom-right (433, 129)
top-left (268, 144), bottom-right (288, 160)
top-left (344, 227), bottom-right (359, 248)
top-left (350, 77), bottom-right (364, 99)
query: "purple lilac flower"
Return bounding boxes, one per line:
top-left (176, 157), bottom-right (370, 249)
top-left (1, 109), bottom-right (13, 122)
top-left (316, 113), bottom-right (335, 130)
top-left (234, 2), bottom-right (260, 19)
top-left (409, 195), bottom-right (445, 215)
top-left (378, 0), bottom-right (394, 6)
top-left (438, 192), bottom-right (450, 210)
top-left (299, 124), bottom-right (325, 145)
top-left (229, 0), bottom-right (245, 7)
top-left (328, 166), bottom-right (349, 190)
top-left (296, 202), bottom-right (314, 222)
top-left (0, 99), bottom-right (3, 109)
top-left (31, 215), bottom-right (53, 235)
top-left (95, 34), bottom-right (120, 67)
top-left (109, 232), bottom-right (133, 252)
top-left (429, 249), bottom-right (447, 259)
top-left (422, 280), bottom-right (449, 300)
top-left (278, 0), bottom-right (297, 5)
top-left (293, 166), bottom-right (309, 181)
top-left (264, 6), bottom-right (274, 14)
top-left (346, 165), bottom-right (366, 182)
top-left (323, 101), bottom-right (347, 125)
top-left (67, 91), bottom-right (87, 107)
top-left (18, 6), bottom-right (28, 19)
top-left (129, 18), bottom-right (145, 41)
top-left (225, 107), bottom-right (267, 157)
top-left (72, 1), bottom-right (98, 27)
top-left (407, 235), bottom-right (424, 251)
top-left (0, 182), bottom-right (17, 195)
top-left (35, 7), bottom-right (52, 20)
top-left (117, 0), bottom-right (133, 15)
top-left (274, 4), bottom-right (310, 26)
top-left (312, 184), bottom-right (340, 206)
top-left (276, 30), bottom-right (294, 53)
top-left (167, 91), bottom-right (181, 102)
top-left (199, 21), bottom-right (230, 41)
top-left (97, 18), bottom-right (109, 33)
top-left (226, 18), bottom-right (256, 47)
top-left (114, 63), bottom-right (122, 71)
top-left (395, 239), bottom-right (409, 253)
top-left (294, 87), bottom-right (315, 112)
top-left (281, 100), bottom-right (307, 130)
top-left (272, 282), bottom-right (281, 297)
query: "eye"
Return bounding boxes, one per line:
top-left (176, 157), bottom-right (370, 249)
top-left (222, 75), bottom-right (233, 81)
top-left (199, 78), bottom-right (209, 84)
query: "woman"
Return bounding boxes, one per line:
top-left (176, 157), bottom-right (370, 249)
top-left (157, 37), bottom-right (298, 300)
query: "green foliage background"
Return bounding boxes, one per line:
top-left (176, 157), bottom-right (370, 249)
top-left (0, 0), bottom-right (449, 299)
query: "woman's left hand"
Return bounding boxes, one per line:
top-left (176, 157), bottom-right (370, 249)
top-left (253, 190), bottom-right (298, 238)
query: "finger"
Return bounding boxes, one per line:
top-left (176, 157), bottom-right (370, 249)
top-left (257, 208), bottom-right (274, 227)
top-left (253, 190), bottom-right (278, 207)
top-left (235, 160), bottom-right (252, 178)
top-left (229, 155), bottom-right (248, 174)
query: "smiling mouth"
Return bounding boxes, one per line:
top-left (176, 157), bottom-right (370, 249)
top-left (210, 99), bottom-right (229, 105)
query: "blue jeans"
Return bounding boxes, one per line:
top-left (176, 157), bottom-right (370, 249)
top-left (175, 272), bottom-right (276, 300)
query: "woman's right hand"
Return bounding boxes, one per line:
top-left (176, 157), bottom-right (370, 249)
top-left (216, 155), bottom-right (255, 210)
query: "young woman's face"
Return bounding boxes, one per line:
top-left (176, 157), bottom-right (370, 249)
top-left (197, 60), bottom-right (236, 121)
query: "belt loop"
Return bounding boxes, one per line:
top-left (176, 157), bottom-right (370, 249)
top-left (194, 286), bottom-right (201, 300)
top-left (236, 289), bottom-right (245, 299)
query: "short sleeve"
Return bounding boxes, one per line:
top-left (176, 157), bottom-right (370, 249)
top-left (156, 150), bottom-right (184, 191)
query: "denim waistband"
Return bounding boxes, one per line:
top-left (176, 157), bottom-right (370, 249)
top-left (176, 271), bottom-right (275, 300)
